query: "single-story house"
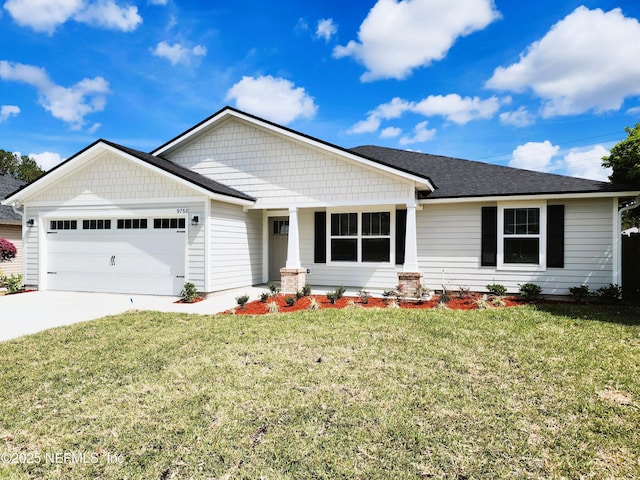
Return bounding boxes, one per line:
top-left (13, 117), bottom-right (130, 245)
top-left (0, 173), bottom-right (25, 276)
top-left (3, 106), bottom-right (640, 296)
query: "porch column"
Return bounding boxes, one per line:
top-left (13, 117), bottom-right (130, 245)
top-left (281, 207), bottom-right (306, 293)
top-left (398, 201), bottom-right (423, 297)
top-left (403, 202), bottom-right (419, 272)
top-left (286, 207), bottom-right (301, 268)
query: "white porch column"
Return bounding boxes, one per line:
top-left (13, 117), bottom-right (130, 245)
top-left (403, 202), bottom-right (420, 272)
top-left (286, 207), bottom-right (301, 268)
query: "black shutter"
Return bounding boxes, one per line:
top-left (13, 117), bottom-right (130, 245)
top-left (396, 209), bottom-right (407, 265)
top-left (547, 205), bottom-right (564, 268)
top-left (314, 211), bottom-right (326, 263)
top-left (481, 206), bottom-right (497, 266)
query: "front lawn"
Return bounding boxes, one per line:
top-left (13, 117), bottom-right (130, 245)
top-left (0, 305), bottom-right (638, 479)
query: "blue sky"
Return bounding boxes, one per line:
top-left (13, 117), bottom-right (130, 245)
top-left (2, 0), bottom-right (640, 181)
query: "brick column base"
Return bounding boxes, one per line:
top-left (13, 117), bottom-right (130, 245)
top-left (280, 268), bottom-right (307, 294)
top-left (397, 271), bottom-right (423, 298)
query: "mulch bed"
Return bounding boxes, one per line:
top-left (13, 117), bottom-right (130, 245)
top-left (225, 293), bottom-right (526, 315)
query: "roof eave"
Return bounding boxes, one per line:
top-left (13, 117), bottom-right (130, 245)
top-left (419, 189), bottom-right (640, 204)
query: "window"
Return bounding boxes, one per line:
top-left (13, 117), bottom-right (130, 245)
top-left (117, 219), bottom-right (148, 229)
top-left (50, 220), bottom-right (77, 230)
top-left (330, 212), bottom-right (391, 263)
top-left (82, 219), bottom-right (111, 230)
top-left (503, 208), bottom-right (540, 264)
top-left (153, 218), bottom-right (185, 229)
top-left (273, 220), bottom-right (289, 235)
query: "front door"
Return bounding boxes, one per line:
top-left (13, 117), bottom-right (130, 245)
top-left (269, 217), bottom-right (289, 281)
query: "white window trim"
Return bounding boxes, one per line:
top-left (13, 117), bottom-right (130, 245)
top-left (326, 207), bottom-right (396, 266)
top-left (497, 201), bottom-right (547, 272)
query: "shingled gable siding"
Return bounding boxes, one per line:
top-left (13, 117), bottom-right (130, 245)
top-left (416, 198), bottom-right (615, 295)
top-left (208, 200), bottom-right (262, 292)
top-left (164, 119), bottom-right (413, 206)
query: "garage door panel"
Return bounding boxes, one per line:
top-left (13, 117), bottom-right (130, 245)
top-left (46, 223), bottom-right (185, 295)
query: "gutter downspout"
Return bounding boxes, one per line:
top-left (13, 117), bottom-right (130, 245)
top-left (617, 196), bottom-right (640, 296)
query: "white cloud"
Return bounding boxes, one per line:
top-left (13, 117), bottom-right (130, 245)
top-left (75, 0), bottom-right (142, 32)
top-left (152, 42), bottom-right (207, 66)
top-left (316, 18), bottom-right (337, 42)
top-left (627, 106), bottom-right (640, 116)
top-left (509, 140), bottom-right (559, 172)
top-left (29, 151), bottom-right (64, 171)
top-left (499, 106), bottom-right (535, 127)
top-left (0, 61), bottom-right (109, 130)
top-left (560, 145), bottom-right (611, 181)
top-left (380, 126), bottom-right (402, 138)
top-left (333, 0), bottom-right (499, 81)
top-left (226, 75), bottom-right (318, 125)
top-left (399, 121), bottom-right (436, 145)
top-left (3, 0), bottom-right (141, 34)
top-left (413, 94), bottom-right (500, 125)
top-left (348, 97), bottom-right (412, 134)
top-left (0, 105), bottom-right (20, 122)
top-left (148, 0), bottom-right (167, 4)
top-left (487, 7), bottom-right (640, 117)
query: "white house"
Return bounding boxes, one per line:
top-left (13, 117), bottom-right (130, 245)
top-left (3, 107), bottom-right (639, 296)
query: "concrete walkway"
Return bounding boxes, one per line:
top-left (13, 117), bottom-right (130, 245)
top-left (0, 287), bottom-right (268, 342)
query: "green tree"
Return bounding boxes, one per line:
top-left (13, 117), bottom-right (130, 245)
top-left (0, 149), bottom-right (45, 182)
top-left (602, 123), bottom-right (640, 228)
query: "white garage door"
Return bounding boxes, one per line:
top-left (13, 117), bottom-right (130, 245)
top-left (46, 217), bottom-right (186, 295)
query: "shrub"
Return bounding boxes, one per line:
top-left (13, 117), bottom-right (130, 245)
top-left (519, 283), bottom-right (542, 301)
top-left (0, 273), bottom-right (23, 293)
top-left (568, 285), bottom-right (590, 304)
top-left (268, 282), bottom-right (280, 296)
top-left (415, 284), bottom-right (432, 301)
top-left (285, 296), bottom-right (296, 307)
top-left (358, 289), bottom-right (370, 304)
top-left (180, 282), bottom-right (198, 303)
top-left (307, 297), bottom-right (320, 311)
top-left (475, 294), bottom-right (489, 310)
top-left (295, 290), bottom-right (304, 300)
top-left (596, 284), bottom-right (622, 303)
top-left (486, 283), bottom-right (507, 296)
top-left (301, 284), bottom-right (312, 296)
top-left (267, 301), bottom-right (279, 313)
top-left (326, 286), bottom-right (346, 304)
top-left (0, 238), bottom-right (17, 262)
top-left (259, 292), bottom-right (270, 303)
top-left (458, 286), bottom-right (470, 299)
top-left (439, 285), bottom-right (451, 304)
top-left (236, 294), bottom-right (249, 308)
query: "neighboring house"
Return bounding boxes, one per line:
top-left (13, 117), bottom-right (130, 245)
top-left (0, 173), bottom-right (25, 276)
top-left (3, 107), bottom-right (640, 296)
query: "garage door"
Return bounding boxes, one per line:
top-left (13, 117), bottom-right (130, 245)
top-left (46, 217), bottom-right (186, 295)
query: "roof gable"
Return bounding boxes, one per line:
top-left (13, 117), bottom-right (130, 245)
top-left (3, 140), bottom-right (255, 206)
top-left (0, 174), bottom-right (25, 222)
top-left (351, 145), bottom-right (639, 199)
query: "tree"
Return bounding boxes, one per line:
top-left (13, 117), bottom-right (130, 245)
top-left (602, 123), bottom-right (640, 228)
top-left (0, 149), bottom-right (45, 182)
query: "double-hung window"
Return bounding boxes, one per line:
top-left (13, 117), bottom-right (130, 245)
top-left (330, 211), bottom-right (391, 263)
top-left (503, 208), bottom-right (540, 264)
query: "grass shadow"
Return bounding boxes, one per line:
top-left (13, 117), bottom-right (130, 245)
top-left (532, 301), bottom-right (640, 326)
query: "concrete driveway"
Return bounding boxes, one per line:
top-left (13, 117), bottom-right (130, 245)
top-left (0, 287), bottom-right (267, 342)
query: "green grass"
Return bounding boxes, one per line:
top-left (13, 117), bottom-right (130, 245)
top-left (0, 304), bottom-right (639, 479)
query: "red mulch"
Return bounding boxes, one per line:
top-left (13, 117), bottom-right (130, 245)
top-left (174, 296), bottom-right (206, 304)
top-left (225, 293), bottom-right (526, 315)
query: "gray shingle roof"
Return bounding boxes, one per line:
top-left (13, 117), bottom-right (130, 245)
top-left (350, 145), bottom-right (636, 199)
top-left (0, 174), bottom-right (25, 222)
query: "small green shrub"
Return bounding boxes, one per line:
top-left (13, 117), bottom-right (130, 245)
top-left (0, 273), bottom-right (23, 294)
top-left (295, 290), bottom-right (304, 300)
top-left (180, 282), bottom-right (198, 303)
top-left (259, 292), bottom-right (270, 303)
top-left (268, 282), bottom-right (280, 296)
top-left (301, 284), bottom-right (312, 296)
top-left (326, 286), bottom-right (346, 304)
top-left (519, 283), bottom-right (542, 301)
top-left (439, 285), bottom-right (451, 304)
top-left (285, 296), bottom-right (296, 307)
top-left (486, 283), bottom-right (507, 296)
top-left (235, 294), bottom-right (250, 308)
top-left (568, 285), bottom-right (590, 304)
top-left (596, 283), bottom-right (622, 303)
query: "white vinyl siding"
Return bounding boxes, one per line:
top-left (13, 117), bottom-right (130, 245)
top-left (417, 199), bottom-right (616, 295)
top-left (209, 200), bottom-right (262, 292)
